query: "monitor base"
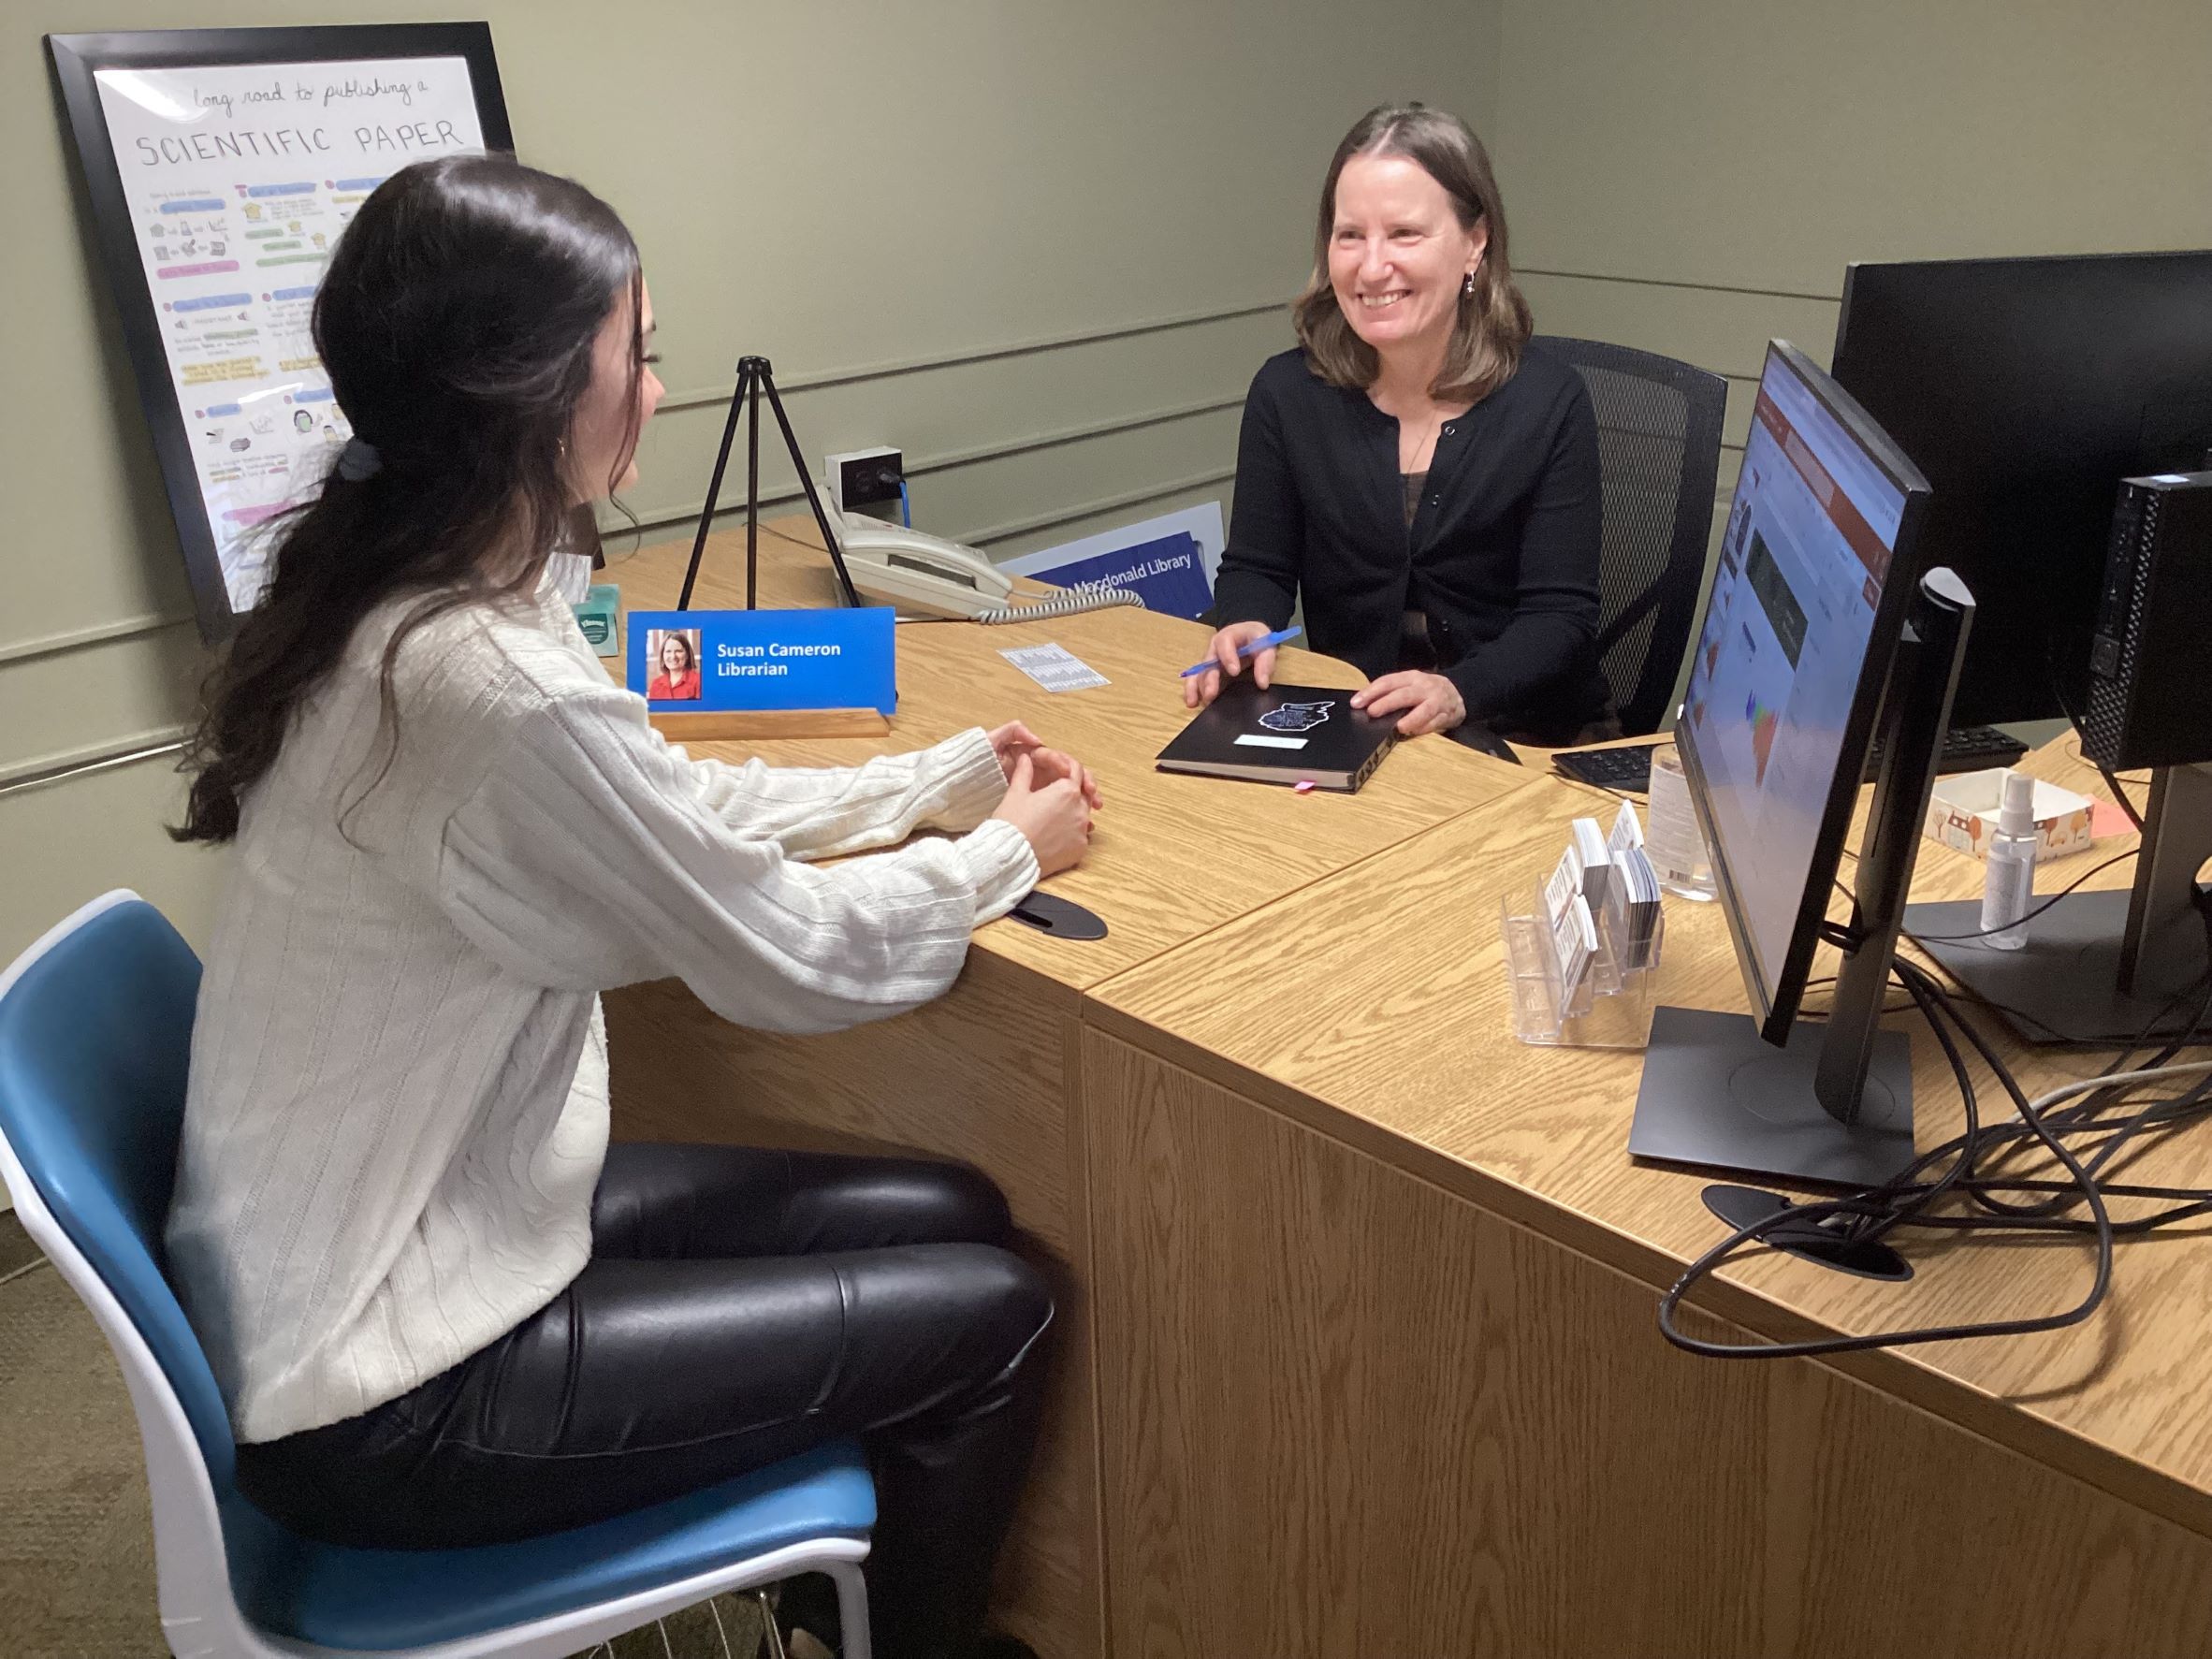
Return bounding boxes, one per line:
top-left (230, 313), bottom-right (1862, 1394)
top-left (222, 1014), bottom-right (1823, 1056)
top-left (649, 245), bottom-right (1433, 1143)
top-left (1701, 1184), bottom-right (1914, 1281)
top-left (1630, 1006), bottom-right (1918, 1188)
top-left (1906, 891), bottom-right (2212, 1047)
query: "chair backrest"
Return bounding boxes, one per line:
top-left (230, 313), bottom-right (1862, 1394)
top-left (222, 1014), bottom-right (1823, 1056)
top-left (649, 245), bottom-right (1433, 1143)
top-left (0, 892), bottom-right (236, 1478)
top-left (0, 895), bottom-right (325, 1657)
top-left (1535, 336), bottom-right (1728, 736)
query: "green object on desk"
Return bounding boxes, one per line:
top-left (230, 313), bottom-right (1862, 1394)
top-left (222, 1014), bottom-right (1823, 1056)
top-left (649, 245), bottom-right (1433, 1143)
top-left (573, 583), bottom-right (621, 657)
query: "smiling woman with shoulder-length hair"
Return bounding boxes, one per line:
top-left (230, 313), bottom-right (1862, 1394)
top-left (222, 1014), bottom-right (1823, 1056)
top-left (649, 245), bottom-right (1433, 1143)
top-left (1189, 103), bottom-right (1616, 749)
top-left (1290, 104), bottom-right (1531, 405)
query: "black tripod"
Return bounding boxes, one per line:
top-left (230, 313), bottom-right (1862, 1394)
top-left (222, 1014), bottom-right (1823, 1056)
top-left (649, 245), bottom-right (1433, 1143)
top-left (677, 356), bottom-right (863, 611)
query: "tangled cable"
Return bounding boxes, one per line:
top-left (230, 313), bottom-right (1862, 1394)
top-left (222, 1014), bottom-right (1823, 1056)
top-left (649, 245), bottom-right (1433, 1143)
top-left (1659, 887), bottom-right (2212, 1360)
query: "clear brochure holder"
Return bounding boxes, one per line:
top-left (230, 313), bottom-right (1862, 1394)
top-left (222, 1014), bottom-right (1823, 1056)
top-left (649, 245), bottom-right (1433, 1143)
top-left (1502, 808), bottom-right (1666, 1048)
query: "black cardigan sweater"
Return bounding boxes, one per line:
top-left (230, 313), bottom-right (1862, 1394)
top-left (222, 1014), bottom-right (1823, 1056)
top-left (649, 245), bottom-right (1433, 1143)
top-left (1208, 344), bottom-right (1610, 741)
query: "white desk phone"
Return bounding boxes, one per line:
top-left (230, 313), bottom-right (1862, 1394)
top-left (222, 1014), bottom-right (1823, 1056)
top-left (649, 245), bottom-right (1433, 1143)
top-left (820, 493), bottom-right (1144, 624)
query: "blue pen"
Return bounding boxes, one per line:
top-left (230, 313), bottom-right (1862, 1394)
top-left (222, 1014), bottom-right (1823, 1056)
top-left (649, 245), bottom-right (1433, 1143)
top-left (1179, 626), bottom-right (1302, 677)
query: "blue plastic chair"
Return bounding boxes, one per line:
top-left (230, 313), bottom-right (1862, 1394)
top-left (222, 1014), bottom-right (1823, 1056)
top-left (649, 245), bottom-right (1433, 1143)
top-left (0, 892), bottom-right (876, 1659)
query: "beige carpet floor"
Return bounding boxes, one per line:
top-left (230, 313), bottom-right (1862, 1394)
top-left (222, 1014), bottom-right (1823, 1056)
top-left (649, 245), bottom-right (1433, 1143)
top-left (0, 1215), bottom-right (776, 1658)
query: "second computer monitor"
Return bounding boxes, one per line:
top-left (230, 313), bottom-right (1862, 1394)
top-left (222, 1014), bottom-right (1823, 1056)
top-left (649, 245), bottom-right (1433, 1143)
top-left (1830, 250), bottom-right (2212, 728)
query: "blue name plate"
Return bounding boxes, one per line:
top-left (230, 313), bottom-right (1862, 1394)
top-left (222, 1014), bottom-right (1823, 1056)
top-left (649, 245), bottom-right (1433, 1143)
top-left (629, 608), bottom-right (896, 713)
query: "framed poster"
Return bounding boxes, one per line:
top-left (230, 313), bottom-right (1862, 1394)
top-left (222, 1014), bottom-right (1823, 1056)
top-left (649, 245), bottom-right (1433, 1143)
top-left (48, 25), bottom-right (514, 640)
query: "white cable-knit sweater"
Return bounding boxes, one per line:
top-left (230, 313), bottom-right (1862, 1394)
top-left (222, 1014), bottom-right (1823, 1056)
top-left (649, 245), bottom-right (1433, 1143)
top-left (166, 574), bottom-right (1039, 1443)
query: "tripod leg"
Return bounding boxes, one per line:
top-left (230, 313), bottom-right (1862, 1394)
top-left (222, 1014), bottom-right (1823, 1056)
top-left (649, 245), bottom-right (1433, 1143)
top-left (758, 366), bottom-right (864, 608)
top-left (746, 371), bottom-right (762, 611)
top-left (679, 360), bottom-right (752, 610)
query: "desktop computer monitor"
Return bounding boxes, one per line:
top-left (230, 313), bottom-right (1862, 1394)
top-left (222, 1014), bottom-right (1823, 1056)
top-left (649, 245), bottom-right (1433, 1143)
top-left (1835, 253), bottom-right (2212, 1045)
top-left (1631, 342), bottom-right (1965, 1189)
top-left (1829, 250), bottom-right (2212, 728)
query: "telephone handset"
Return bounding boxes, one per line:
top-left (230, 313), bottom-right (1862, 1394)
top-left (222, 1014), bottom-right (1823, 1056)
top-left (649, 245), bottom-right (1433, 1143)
top-left (821, 493), bottom-right (1142, 624)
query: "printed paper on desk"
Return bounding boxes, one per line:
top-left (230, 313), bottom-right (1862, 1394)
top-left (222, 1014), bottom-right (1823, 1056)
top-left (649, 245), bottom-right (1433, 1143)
top-left (1000, 643), bottom-right (1109, 693)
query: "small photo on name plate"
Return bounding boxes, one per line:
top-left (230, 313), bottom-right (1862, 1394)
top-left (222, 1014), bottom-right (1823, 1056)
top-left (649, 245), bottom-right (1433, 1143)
top-left (646, 628), bottom-right (703, 702)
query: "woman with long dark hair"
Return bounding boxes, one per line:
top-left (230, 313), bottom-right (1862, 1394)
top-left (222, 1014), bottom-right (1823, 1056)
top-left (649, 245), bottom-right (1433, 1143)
top-left (1188, 104), bottom-right (1614, 748)
top-left (167, 154), bottom-right (1091, 1659)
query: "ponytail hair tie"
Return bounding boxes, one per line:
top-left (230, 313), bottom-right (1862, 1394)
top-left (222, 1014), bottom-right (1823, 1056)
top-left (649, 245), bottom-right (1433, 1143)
top-left (336, 437), bottom-right (384, 482)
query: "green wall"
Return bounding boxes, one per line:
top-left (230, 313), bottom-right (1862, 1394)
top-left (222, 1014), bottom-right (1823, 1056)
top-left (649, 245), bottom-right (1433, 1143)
top-left (9, 0), bottom-right (2211, 965)
top-left (0, 0), bottom-right (1501, 959)
top-left (1492, 0), bottom-right (2212, 595)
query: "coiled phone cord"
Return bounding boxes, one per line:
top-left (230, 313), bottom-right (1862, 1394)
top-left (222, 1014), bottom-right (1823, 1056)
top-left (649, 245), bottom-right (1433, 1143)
top-left (972, 588), bottom-right (1145, 625)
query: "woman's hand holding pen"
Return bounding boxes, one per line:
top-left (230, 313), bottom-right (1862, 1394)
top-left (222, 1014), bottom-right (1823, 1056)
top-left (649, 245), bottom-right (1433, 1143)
top-left (1182, 620), bottom-right (1281, 709)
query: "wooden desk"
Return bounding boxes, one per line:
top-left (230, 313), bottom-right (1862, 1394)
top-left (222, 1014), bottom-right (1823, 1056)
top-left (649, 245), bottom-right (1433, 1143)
top-left (598, 522), bottom-right (1534, 1656)
top-left (1084, 740), bottom-right (2212, 1657)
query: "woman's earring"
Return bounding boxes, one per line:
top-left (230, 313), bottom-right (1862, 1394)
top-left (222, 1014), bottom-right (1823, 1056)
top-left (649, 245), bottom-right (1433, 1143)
top-left (1463, 271), bottom-right (1477, 298)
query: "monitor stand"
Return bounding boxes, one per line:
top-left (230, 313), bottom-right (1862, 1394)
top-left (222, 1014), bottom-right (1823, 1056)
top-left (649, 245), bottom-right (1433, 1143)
top-left (1631, 1006), bottom-right (1917, 1187)
top-left (1906, 763), bottom-right (2212, 1046)
top-left (1629, 569), bottom-right (1979, 1193)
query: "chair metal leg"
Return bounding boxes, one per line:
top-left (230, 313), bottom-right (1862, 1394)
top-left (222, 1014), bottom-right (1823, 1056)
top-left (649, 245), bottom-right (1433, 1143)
top-left (827, 1563), bottom-right (871, 1659)
top-left (753, 1589), bottom-right (789, 1659)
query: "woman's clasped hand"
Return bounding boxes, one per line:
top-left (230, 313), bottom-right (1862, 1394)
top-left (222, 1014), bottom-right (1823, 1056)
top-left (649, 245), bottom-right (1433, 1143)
top-left (986, 720), bottom-right (1099, 877)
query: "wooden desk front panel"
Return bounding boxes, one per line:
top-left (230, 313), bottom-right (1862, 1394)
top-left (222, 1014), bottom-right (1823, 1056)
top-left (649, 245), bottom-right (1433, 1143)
top-left (604, 958), bottom-right (1100, 1658)
top-left (594, 522), bottom-right (1588, 1654)
top-left (1084, 1028), bottom-right (2212, 1659)
top-left (1090, 764), bottom-right (2212, 1537)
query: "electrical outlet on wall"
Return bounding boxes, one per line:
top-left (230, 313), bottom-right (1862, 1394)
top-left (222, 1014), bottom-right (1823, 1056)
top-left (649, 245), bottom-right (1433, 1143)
top-left (827, 446), bottom-right (904, 512)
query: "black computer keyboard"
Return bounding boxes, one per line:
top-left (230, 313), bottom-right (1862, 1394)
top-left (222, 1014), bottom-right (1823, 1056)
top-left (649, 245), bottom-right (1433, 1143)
top-left (1914, 723), bottom-right (2034, 777)
top-left (1551, 725), bottom-right (2030, 793)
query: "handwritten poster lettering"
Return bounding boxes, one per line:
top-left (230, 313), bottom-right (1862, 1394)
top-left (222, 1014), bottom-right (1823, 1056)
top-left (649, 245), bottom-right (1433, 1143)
top-left (93, 58), bottom-right (486, 608)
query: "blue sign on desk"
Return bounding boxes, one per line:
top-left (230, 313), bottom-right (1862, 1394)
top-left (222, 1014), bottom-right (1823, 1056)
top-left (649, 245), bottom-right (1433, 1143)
top-left (1017, 531), bottom-right (1213, 620)
top-left (628, 608), bottom-right (896, 713)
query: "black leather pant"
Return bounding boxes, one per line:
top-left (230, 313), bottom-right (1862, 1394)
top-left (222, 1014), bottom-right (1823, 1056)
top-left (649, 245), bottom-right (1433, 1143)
top-left (235, 1143), bottom-right (1055, 1659)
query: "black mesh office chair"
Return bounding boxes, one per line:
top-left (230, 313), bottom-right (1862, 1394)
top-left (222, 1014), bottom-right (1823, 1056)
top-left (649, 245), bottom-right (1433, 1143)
top-left (1534, 336), bottom-right (1728, 737)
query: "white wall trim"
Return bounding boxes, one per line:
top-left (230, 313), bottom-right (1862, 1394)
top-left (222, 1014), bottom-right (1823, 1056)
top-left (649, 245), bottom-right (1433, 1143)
top-left (7, 300), bottom-right (1283, 669)
top-left (1519, 266), bottom-right (1841, 305)
top-left (651, 297), bottom-right (1285, 415)
top-left (0, 728), bottom-right (192, 800)
top-left (966, 465), bottom-right (1239, 548)
top-left (0, 611), bottom-right (195, 669)
top-left (618, 391), bottom-right (1244, 539)
top-left (917, 394), bottom-right (1246, 479)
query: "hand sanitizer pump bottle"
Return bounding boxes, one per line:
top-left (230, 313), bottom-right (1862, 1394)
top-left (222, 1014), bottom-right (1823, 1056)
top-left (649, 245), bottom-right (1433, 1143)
top-left (1979, 769), bottom-right (2038, 951)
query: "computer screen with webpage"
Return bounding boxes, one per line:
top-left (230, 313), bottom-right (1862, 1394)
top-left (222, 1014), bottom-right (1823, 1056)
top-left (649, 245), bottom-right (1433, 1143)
top-left (1682, 347), bottom-right (1910, 1007)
